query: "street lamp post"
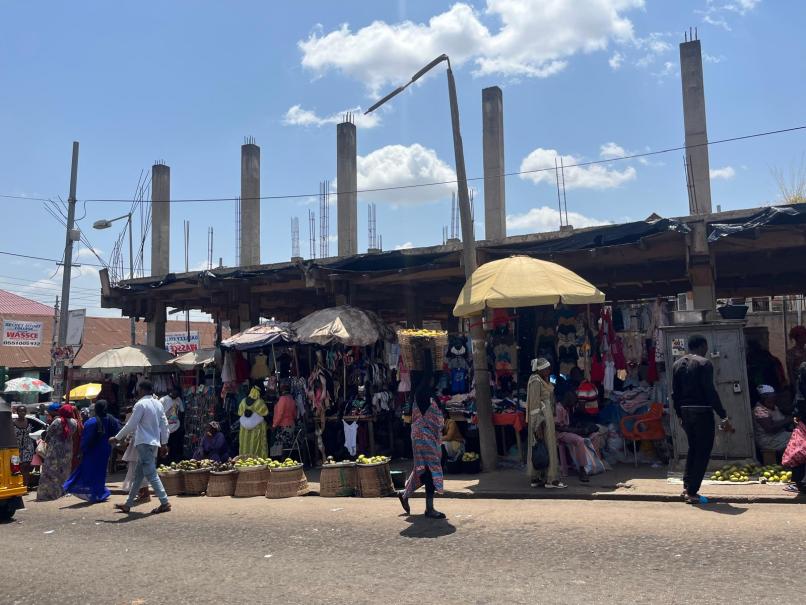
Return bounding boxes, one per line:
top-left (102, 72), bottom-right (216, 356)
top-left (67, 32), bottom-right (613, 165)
top-left (93, 213), bottom-right (135, 345)
top-left (366, 55), bottom-right (497, 472)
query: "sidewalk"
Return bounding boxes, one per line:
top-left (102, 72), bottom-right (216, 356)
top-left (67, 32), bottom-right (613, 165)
top-left (106, 462), bottom-right (805, 504)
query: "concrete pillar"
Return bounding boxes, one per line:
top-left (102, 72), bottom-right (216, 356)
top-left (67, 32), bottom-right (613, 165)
top-left (482, 86), bottom-right (506, 241)
top-left (147, 162), bottom-right (169, 349)
top-left (337, 121), bottom-right (358, 257)
top-left (240, 140), bottom-right (261, 266)
top-left (688, 220), bottom-right (716, 312)
top-left (680, 39), bottom-right (712, 215)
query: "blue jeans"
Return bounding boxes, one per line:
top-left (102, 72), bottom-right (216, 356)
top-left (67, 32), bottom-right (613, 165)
top-left (126, 444), bottom-right (169, 507)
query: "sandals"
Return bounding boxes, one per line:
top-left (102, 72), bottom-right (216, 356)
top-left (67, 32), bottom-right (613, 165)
top-left (783, 484), bottom-right (805, 494)
top-left (545, 481), bottom-right (567, 489)
top-left (151, 503), bottom-right (172, 515)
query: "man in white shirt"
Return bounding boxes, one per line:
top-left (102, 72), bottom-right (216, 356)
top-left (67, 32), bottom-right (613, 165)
top-left (110, 380), bottom-right (171, 514)
top-left (160, 387), bottom-right (185, 463)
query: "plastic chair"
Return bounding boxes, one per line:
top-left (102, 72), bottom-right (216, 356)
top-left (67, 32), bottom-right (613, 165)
top-left (620, 403), bottom-right (666, 467)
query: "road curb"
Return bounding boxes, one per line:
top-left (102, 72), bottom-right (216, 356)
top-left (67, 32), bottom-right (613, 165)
top-left (107, 486), bottom-right (803, 504)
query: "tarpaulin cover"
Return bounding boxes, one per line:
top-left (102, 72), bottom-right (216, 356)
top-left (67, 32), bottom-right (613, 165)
top-left (220, 322), bottom-right (296, 351)
top-left (708, 203), bottom-right (806, 242)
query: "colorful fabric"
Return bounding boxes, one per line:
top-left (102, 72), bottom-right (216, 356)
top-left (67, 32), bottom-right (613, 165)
top-left (14, 421), bottom-right (36, 464)
top-left (64, 415), bottom-right (121, 503)
top-left (239, 395), bottom-right (269, 459)
top-left (272, 395), bottom-right (297, 429)
top-left (37, 417), bottom-right (77, 501)
top-left (783, 421), bottom-right (806, 468)
top-left (403, 400), bottom-right (444, 498)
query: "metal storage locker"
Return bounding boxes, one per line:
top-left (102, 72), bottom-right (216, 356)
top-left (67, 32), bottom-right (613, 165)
top-left (661, 322), bottom-right (755, 464)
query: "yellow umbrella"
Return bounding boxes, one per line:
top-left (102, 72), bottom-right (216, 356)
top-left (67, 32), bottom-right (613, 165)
top-left (67, 383), bottom-right (102, 401)
top-left (453, 256), bottom-right (605, 317)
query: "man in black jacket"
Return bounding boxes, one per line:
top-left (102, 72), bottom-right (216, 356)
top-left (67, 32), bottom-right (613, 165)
top-left (672, 334), bottom-right (734, 504)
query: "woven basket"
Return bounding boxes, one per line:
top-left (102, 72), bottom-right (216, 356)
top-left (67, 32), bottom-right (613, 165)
top-left (319, 463), bottom-right (358, 497)
top-left (158, 470), bottom-right (183, 497)
top-left (206, 470), bottom-right (238, 497)
top-left (234, 465), bottom-right (270, 497)
top-left (182, 468), bottom-right (211, 496)
top-left (398, 332), bottom-right (447, 370)
top-left (356, 461), bottom-right (394, 497)
top-left (265, 465), bottom-right (309, 499)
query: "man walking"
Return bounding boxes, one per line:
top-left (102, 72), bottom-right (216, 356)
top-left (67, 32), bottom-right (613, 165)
top-left (672, 335), bottom-right (733, 504)
top-left (527, 358), bottom-right (566, 489)
top-left (110, 380), bottom-right (172, 514)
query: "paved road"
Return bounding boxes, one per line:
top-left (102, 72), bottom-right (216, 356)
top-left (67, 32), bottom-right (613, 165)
top-left (3, 494), bottom-right (804, 604)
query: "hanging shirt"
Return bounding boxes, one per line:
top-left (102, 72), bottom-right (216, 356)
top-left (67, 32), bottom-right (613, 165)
top-left (160, 395), bottom-right (184, 434)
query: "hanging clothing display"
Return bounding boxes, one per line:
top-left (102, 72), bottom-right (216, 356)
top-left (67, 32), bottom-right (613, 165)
top-left (250, 354), bottom-right (270, 380)
top-left (343, 420), bottom-right (358, 456)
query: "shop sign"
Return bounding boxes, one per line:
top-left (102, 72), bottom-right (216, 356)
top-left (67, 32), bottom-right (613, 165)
top-left (165, 331), bottom-right (200, 354)
top-left (2, 319), bottom-right (43, 347)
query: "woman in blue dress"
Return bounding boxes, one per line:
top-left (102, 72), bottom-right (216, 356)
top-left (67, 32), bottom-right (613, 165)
top-left (64, 400), bottom-right (121, 503)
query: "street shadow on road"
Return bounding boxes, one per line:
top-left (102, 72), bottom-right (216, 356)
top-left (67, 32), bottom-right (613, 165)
top-left (691, 503), bottom-right (748, 516)
top-left (399, 515), bottom-right (457, 539)
top-left (60, 501), bottom-right (97, 510)
top-left (96, 512), bottom-right (151, 524)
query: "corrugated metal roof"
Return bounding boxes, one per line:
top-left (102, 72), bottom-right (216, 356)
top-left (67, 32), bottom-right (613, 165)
top-left (0, 314), bottom-right (221, 369)
top-left (0, 290), bottom-right (55, 316)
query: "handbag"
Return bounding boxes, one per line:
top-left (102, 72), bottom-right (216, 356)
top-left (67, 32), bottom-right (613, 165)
top-left (35, 439), bottom-right (47, 458)
top-left (782, 421), bottom-right (806, 468)
top-left (531, 438), bottom-right (549, 471)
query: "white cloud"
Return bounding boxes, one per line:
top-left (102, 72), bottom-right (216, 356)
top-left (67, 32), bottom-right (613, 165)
top-left (652, 60), bottom-right (677, 80)
top-left (507, 206), bottom-right (611, 233)
top-left (394, 242), bottom-right (415, 250)
top-left (283, 105), bottom-right (380, 129)
top-left (519, 147), bottom-right (637, 190)
top-left (356, 144), bottom-right (456, 205)
top-left (298, 0), bottom-right (645, 93)
top-left (600, 142), bottom-right (627, 159)
top-left (633, 32), bottom-right (673, 67)
top-left (608, 51), bottom-right (624, 70)
top-left (699, 0), bottom-right (760, 31)
top-left (710, 166), bottom-right (736, 180)
top-left (703, 52), bottom-right (726, 64)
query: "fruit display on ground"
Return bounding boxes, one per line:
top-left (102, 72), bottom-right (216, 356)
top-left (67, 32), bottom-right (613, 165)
top-left (462, 452), bottom-right (480, 462)
top-left (158, 459), bottom-right (214, 473)
top-left (709, 463), bottom-right (793, 484)
top-left (356, 455), bottom-right (390, 465)
top-left (398, 329), bottom-right (448, 338)
top-left (234, 457), bottom-right (271, 468)
top-left (267, 458), bottom-right (302, 469)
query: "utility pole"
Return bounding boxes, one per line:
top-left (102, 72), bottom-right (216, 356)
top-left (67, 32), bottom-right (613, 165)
top-left (365, 56), bottom-right (496, 472)
top-left (53, 141), bottom-right (79, 402)
top-left (445, 63), bottom-right (496, 473)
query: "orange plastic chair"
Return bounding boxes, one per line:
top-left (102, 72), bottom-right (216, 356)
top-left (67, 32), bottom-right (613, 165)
top-left (620, 403), bottom-right (666, 466)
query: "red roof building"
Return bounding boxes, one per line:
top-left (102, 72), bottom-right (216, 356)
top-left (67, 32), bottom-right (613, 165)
top-left (0, 289), bottom-right (55, 316)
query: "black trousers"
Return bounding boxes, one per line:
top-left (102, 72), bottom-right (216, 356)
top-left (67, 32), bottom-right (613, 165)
top-left (420, 468), bottom-right (435, 497)
top-left (681, 409), bottom-right (715, 496)
top-left (792, 464), bottom-right (806, 489)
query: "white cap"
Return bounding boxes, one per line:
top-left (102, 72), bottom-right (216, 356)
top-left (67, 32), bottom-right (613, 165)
top-left (757, 384), bottom-right (775, 396)
top-left (532, 358), bottom-right (551, 372)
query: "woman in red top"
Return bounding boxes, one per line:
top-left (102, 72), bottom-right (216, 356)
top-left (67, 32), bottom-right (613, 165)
top-left (272, 383), bottom-right (298, 453)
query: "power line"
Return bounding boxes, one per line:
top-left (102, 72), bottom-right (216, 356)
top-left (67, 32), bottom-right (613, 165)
top-left (0, 193), bottom-right (55, 202)
top-left (1, 124), bottom-right (804, 206)
top-left (58, 123), bottom-right (805, 204)
top-left (0, 250), bottom-right (107, 267)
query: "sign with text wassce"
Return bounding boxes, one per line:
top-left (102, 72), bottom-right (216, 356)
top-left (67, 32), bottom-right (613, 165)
top-left (165, 331), bottom-right (200, 355)
top-left (2, 319), bottom-right (44, 347)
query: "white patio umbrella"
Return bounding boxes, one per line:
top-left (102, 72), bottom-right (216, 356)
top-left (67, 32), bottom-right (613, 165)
top-left (81, 345), bottom-right (175, 373)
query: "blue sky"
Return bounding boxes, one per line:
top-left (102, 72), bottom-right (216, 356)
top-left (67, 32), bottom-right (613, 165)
top-left (0, 0), bottom-right (804, 316)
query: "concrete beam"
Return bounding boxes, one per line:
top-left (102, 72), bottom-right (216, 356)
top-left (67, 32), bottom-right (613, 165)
top-left (680, 39), bottom-right (712, 214)
top-left (240, 141), bottom-right (261, 266)
top-left (337, 121), bottom-right (358, 256)
top-left (482, 86), bottom-right (506, 241)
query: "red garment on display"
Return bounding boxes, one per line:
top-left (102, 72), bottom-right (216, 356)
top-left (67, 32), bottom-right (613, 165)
top-left (647, 347), bottom-right (659, 384)
top-left (590, 354), bottom-right (605, 383)
top-left (234, 353), bottom-right (250, 383)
